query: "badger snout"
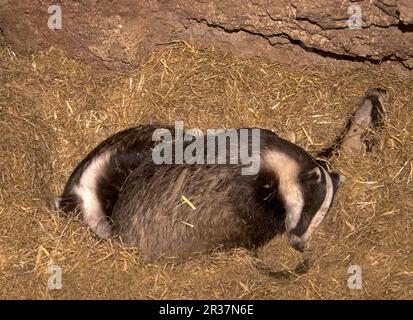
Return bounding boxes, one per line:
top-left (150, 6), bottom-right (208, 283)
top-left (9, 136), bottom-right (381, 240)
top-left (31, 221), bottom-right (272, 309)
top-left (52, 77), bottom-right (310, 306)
top-left (288, 233), bottom-right (308, 253)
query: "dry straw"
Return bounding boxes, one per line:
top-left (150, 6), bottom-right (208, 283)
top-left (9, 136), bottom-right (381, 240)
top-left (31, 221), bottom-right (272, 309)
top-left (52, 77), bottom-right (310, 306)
top-left (0, 42), bottom-right (412, 299)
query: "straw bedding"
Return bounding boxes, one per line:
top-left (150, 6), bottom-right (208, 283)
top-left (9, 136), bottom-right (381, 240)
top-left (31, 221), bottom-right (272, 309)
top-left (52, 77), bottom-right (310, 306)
top-left (0, 43), bottom-right (412, 299)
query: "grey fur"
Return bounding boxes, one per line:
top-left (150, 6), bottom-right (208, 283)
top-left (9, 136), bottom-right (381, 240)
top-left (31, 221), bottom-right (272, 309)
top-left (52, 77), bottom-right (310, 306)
top-left (111, 129), bottom-right (337, 262)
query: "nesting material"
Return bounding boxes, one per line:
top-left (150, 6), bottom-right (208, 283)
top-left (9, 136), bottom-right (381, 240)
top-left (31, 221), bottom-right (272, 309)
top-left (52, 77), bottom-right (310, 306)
top-left (0, 43), bottom-right (412, 299)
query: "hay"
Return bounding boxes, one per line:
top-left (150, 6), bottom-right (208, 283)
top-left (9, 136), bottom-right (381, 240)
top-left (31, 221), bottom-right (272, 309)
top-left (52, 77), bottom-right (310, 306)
top-left (0, 43), bottom-right (412, 299)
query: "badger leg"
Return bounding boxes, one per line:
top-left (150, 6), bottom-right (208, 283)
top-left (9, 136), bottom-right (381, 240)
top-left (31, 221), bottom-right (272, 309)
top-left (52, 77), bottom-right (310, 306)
top-left (72, 151), bottom-right (113, 239)
top-left (341, 88), bottom-right (388, 153)
top-left (316, 88), bottom-right (388, 160)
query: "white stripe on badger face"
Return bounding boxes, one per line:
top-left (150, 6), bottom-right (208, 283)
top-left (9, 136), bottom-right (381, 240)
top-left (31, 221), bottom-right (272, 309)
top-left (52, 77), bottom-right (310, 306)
top-left (288, 166), bottom-right (334, 249)
top-left (264, 152), bottom-right (304, 233)
top-left (72, 151), bottom-right (113, 239)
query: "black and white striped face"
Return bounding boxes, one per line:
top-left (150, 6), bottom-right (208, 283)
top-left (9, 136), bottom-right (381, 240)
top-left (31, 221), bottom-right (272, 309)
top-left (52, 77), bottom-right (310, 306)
top-left (285, 166), bottom-right (341, 252)
top-left (263, 146), bottom-right (341, 252)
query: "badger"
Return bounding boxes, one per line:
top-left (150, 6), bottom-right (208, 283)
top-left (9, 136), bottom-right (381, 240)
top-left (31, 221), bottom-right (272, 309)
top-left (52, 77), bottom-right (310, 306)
top-left (111, 129), bottom-right (341, 261)
top-left (54, 124), bottom-right (174, 239)
top-left (54, 88), bottom-right (388, 262)
top-left (54, 123), bottom-right (201, 239)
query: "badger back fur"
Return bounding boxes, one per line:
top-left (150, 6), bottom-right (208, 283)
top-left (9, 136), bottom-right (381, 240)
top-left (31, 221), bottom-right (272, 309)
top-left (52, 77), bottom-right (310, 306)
top-left (111, 129), bottom-right (341, 262)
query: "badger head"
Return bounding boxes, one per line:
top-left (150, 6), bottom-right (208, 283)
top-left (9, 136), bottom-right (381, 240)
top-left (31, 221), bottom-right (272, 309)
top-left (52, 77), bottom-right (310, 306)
top-left (285, 165), bottom-right (341, 252)
top-left (262, 140), bottom-right (342, 252)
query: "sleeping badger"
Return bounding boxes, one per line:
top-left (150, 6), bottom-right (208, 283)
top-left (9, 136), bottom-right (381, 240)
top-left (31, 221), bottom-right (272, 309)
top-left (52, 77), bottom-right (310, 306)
top-left (53, 88), bottom-right (388, 262)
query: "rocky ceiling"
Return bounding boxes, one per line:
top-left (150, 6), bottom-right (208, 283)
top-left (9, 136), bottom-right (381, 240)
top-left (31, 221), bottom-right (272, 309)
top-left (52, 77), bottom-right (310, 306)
top-left (1, 0), bottom-right (412, 76)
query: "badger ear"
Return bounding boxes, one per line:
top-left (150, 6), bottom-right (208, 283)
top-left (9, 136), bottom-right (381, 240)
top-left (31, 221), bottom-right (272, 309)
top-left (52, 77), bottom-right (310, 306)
top-left (330, 171), bottom-right (343, 193)
top-left (299, 167), bottom-right (322, 183)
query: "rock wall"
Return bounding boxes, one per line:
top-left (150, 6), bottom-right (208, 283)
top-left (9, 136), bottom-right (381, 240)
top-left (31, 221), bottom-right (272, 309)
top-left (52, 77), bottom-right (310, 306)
top-left (1, 0), bottom-right (412, 75)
